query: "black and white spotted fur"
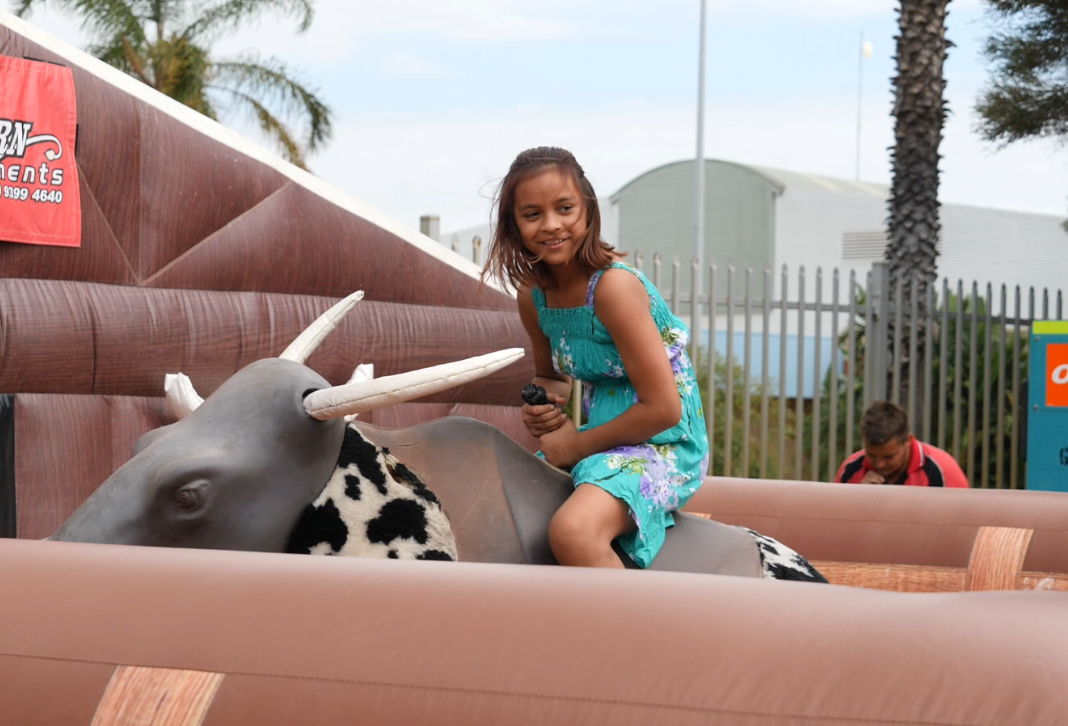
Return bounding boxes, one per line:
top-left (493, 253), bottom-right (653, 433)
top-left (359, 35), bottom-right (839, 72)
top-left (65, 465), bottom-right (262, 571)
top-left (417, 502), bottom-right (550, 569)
top-left (744, 529), bottom-right (828, 582)
top-left (285, 424), bottom-right (457, 561)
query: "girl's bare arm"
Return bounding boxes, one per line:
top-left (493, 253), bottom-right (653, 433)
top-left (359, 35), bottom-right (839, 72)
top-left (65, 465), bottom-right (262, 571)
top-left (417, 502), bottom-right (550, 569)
top-left (518, 286), bottom-right (571, 436)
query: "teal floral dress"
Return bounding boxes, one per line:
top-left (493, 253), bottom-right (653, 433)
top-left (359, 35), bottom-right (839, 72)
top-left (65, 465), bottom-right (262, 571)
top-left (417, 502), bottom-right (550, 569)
top-left (533, 262), bottom-right (709, 568)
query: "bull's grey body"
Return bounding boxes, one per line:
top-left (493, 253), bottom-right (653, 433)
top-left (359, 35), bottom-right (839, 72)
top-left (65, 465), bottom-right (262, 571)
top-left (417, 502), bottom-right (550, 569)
top-left (51, 351), bottom-right (821, 580)
top-left (357, 416), bottom-right (765, 576)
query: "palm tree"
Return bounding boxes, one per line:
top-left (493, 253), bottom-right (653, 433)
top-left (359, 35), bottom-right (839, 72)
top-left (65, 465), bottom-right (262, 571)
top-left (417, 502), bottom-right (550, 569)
top-left (15, 0), bottom-right (332, 169)
top-left (885, 0), bottom-right (951, 404)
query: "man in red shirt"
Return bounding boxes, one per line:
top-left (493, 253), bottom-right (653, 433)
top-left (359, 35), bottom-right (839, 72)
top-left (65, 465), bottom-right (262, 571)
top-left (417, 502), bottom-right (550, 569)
top-left (835, 401), bottom-right (969, 488)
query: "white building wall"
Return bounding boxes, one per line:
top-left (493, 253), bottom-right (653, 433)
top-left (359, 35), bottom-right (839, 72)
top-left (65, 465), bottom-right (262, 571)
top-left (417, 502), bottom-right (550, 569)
top-left (764, 166), bottom-right (1067, 311)
top-left (939, 204), bottom-right (1067, 304)
top-left (770, 181), bottom-right (887, 303)
top-left (715, 166), bottom-right (1068, 387)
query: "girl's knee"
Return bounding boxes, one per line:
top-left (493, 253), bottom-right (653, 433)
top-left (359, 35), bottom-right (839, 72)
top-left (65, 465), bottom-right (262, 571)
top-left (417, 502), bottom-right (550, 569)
top-left (548, 507), bottom-right (587, 551)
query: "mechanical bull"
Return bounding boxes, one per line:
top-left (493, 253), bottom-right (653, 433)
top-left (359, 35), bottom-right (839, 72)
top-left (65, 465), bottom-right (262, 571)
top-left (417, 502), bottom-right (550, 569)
top-left (51, 292), bottom-right (825, 581)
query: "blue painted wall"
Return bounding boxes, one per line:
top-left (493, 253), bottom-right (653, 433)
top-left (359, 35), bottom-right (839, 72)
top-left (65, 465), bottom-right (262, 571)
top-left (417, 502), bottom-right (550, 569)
top-left (703, 331), bottom-right (839, 399)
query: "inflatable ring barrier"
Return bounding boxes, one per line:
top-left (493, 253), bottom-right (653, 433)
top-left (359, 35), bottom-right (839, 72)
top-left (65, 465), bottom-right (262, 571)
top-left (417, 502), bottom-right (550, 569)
top-left (1, 538), bottom-right (1067, 726)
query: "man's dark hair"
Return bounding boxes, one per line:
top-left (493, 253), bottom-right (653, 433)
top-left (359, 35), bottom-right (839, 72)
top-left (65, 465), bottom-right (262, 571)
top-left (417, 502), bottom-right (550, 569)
top-left (861, 401), bottom-right (910, 446)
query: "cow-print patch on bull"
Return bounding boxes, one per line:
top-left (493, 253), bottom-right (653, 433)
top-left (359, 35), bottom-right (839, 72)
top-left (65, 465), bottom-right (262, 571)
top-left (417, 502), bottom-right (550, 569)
top-left (743, 529), bottom-right (828, 583)
top-left (287, 498), bottom-right (348, 555)
top-left (366, 499), bottom-right (429, 545)
top-left (285, 423), bottom-right (457, 561)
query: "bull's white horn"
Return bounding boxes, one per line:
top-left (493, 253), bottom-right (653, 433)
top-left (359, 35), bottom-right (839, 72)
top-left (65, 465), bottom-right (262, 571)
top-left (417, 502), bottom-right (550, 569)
top-left (279, 291), bottom-right (365, 363)
top-left (164, 372), bottom-right (204, 419)
top-left (303, 348), bottom-right (525, 420)
top-left (344, 364), bottom-right (374, 422)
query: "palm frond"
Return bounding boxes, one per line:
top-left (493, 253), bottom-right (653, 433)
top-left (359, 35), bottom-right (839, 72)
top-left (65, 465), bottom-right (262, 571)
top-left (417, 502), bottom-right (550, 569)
top-left (149, 35), bottom-right (211, 101)
top-left (181, 0), bottom-right (313, 41)
top-left (86, 33), bottom-right (132, 67)
top-left (212, 54), bottom-right (332, 150)
top-left (13, 0), bottom-right (37, 16)
top-left (16, 0), bottom-right (148, 46)
top-left (86, 33), bottom-right (152, 84)
top-left (213, 86), bottom-right (307, 168)
top-left (121, 33), bottom-right (149, 81)
top-left (14, 0), bottom-right (332, 165)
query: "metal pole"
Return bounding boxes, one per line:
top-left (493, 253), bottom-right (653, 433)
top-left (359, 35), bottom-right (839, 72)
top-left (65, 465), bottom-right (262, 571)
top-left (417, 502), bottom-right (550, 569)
top-left (870, 260), bottom-right (890, 402)
top-left (707, 264), bottom-right (717, 470)
top-left (694, 0), bottom-right (707, 277)
top-left (742, 268), bottom-right (753, 478)
top-left (760, 267), bottom-right (770, 480)
top-left (856, 32), bottom-right (864, 181)
top-left (725, 265), bottom-right (735, 477)
top-left (795, 267), bottom-right (805, 480)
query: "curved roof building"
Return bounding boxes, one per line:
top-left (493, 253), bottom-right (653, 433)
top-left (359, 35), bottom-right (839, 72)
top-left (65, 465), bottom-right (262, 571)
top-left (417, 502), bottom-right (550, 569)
top-left (609, 158), bottom-right (1067, 300)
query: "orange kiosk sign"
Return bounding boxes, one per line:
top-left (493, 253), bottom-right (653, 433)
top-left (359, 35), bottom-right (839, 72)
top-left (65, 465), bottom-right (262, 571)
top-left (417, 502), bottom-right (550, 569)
top-left (0, 55), bottom-right (80, 248)
top-left (1046, 343), bottom-right (1068, 408)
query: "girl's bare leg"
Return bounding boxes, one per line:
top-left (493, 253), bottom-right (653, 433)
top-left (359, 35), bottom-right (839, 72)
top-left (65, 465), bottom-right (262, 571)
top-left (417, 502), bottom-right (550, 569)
top-left (548, 483), bottom-right (636, 568)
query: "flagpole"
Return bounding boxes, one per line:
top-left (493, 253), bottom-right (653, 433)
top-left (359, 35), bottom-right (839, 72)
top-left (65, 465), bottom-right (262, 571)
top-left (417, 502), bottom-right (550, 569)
top-left (694, 0), bottom-right (707, 270)
top-left (855, 32), bottom-right (871, 182)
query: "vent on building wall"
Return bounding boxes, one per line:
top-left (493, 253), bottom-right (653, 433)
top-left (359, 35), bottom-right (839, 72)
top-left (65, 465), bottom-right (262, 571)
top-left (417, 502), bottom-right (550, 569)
top-left (842, 230), bottom-right (943, 260)
top-left (842, 230), bottom-right (888, 259)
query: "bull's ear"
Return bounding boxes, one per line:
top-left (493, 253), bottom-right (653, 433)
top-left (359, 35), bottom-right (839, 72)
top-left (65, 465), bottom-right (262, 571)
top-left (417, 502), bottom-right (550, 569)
top-left (164, 373), bottom-right (204, 419)
top-left (279, 291), bottom-right (364, 364)
top-left (133, 424), bottom-right (171, 455)
top-left (302, 348), bottom-right (524, 420)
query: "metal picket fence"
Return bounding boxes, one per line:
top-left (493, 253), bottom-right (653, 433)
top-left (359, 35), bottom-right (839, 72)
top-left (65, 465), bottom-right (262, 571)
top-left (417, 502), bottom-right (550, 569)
top-left (629, 254), bottom-right (1066, 489)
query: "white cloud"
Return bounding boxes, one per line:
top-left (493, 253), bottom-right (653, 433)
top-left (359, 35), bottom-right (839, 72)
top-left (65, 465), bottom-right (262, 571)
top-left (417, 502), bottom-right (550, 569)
top-left (13, 2), bottom-right (584, 69)
top-left (319, 0), bottom-right (581, 40)
top-left (716, 0), bottom-right (894, 17)
top-left (219, 0), bottom-right (582, 63)
top-left (380, 51), bottom-right (448, 78)
top-left (14, 0), bottom-right (1058, 236)
top-left (206, 0), bottom-right (587, 69)
top-left (713, 0), bottom-right (982, 18)
top-left (307, 91), bottom-right (1065, 238)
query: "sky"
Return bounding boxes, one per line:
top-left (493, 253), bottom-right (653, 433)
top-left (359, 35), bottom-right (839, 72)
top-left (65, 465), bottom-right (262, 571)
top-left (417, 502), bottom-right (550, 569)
top-left (12, 0), bottom-right (1068, 237)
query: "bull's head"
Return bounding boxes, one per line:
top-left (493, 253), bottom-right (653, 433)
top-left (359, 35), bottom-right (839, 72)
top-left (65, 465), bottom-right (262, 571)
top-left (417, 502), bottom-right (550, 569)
top-left (50, 292), bottom-right (523, 551)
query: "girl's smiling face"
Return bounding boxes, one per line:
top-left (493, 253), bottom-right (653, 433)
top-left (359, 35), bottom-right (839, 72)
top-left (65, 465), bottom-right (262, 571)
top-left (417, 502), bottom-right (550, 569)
top-left (513, 168), bottom-right (588, 268)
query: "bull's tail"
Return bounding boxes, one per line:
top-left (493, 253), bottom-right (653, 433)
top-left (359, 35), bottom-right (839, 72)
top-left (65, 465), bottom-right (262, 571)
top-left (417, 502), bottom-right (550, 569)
top-left (743, 528), bottom-right (829, 583)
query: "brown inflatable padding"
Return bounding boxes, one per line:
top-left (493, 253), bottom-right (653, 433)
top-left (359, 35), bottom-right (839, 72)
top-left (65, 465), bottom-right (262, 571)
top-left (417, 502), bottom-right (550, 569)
top-left (7, 393), bottom-right (532, 540)
top-left (70, 65), bottom-right (152, 272)
top-left (0, 24), bottom-right (512, 310)
top-left (1, 539), bottom-right (1067, 726)
top-left (804, 523), bottom-right (1068, 594)
top-left (130, 108), bottom-right (290, 280)
top-left (684, 478), bottom-right (1068, 574)
top-left (143, 181), bottom-right (506, 306)
top-left (0, 171), bottom-right (139, 285)
top-left (0, 279), bottom-right (533, 398)
top-left (12, 394), bottom-right (174, 539)
top-left (1025, 529), bottom-right (1068, 575)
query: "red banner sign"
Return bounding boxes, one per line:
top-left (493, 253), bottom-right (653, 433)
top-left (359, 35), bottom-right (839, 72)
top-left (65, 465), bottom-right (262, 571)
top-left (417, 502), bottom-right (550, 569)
top-left (0, 55), bottom-right (80, 248)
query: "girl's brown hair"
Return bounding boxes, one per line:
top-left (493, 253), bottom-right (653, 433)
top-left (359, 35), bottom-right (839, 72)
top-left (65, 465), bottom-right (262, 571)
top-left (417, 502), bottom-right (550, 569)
top-left (482, 147), bottom-right (618, 291)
